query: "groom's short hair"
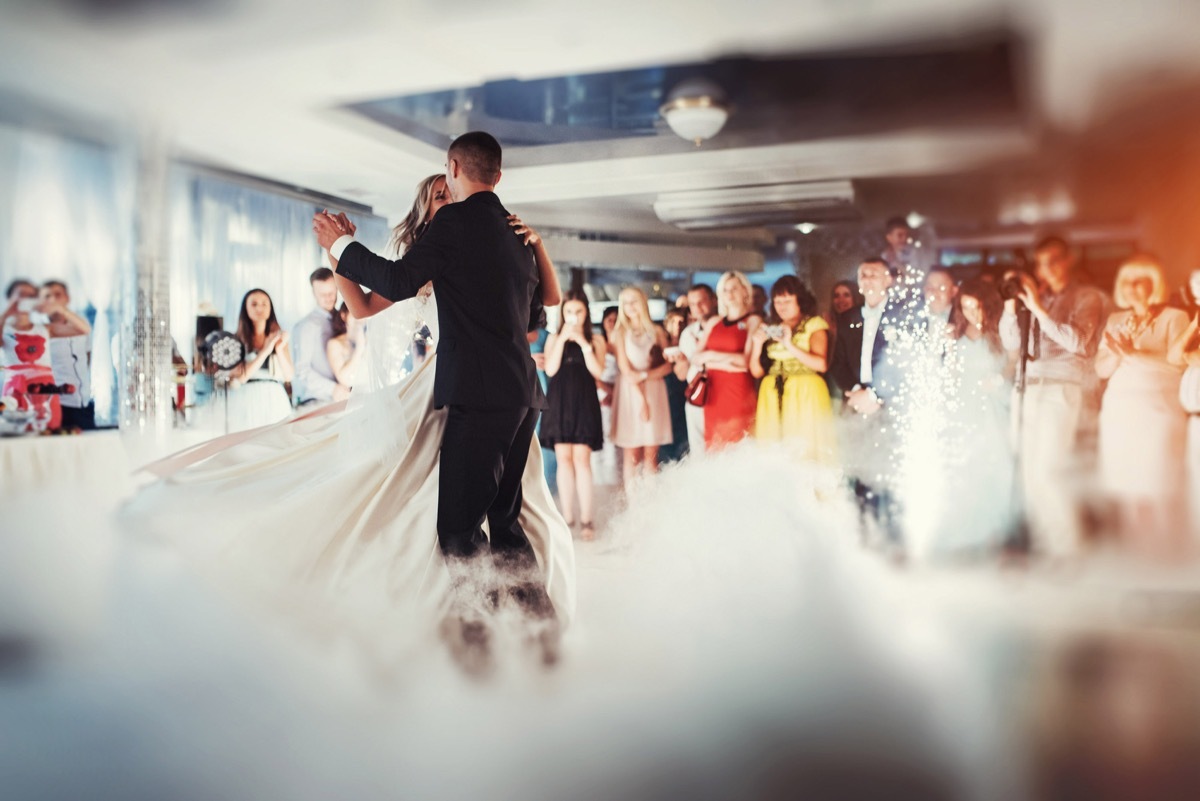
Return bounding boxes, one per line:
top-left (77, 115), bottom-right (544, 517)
top-left (448, 131), bottom-right (502, 186)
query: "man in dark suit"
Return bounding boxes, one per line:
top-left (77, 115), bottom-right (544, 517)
top-left (829, 258), bottom-right (907, 550)
top-left (312, 132), bottom-right (550, 607)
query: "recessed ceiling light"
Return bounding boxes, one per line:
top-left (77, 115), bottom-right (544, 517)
top-left (795, 222), bottom-right (817, 234)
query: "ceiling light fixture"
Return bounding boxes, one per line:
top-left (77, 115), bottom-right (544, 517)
top-left (795, 222), bottom-right (818, 235)
top-left (660, 78), bottom-right (729, 146)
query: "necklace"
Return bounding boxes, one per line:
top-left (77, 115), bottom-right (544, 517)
top-left (1123, 308), bottom-right (1158, 340)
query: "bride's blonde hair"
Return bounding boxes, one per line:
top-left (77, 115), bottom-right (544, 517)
top-left (388, 174), bottom-right (446, 256)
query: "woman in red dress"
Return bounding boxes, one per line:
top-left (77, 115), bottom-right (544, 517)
top-left (693, 271), bottom-right (762, 449)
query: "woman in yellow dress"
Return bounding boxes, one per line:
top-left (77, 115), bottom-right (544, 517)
top-left (749, 275), bottom-right (835, 462)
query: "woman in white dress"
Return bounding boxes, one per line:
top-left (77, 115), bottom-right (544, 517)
top-left (226, 288), bottom-right (294, 432)
top-left (1095, 255), bottom-right (1189, 555)
top-left (937, 277), bottom-right (1014, 557)
top-left (1169, 269), bottom-right (1200, 538)
top-left (128, 175), bottom-right (574, 661)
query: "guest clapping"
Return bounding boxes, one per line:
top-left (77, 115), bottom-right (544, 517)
top-left (610, 287), bottom-right (674, 489)
top-left (1095, 256), bottom-right (1189, 554)
top-left (750, 276), bottom-right (835, 462)
top-left (228, 289), bottom-right (294, 431)
top-left (541, 291), bottom-right (606, 539)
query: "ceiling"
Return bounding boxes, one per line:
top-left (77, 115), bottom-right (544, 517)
top-left (2, 0), bottom-right (1199, 269)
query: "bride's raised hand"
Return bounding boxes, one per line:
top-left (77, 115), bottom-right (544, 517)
top-left (334, 212), bottom-right (357, 237)
top-left (507, 214), bottom-right (541, 247)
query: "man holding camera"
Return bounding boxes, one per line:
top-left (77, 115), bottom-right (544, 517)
top-left (1000, 235), bottom-right (1107, 557)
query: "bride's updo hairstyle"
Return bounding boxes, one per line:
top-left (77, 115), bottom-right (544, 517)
top-left (388, 174), bottom-right (445, 256)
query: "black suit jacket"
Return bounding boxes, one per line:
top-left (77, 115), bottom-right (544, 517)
top-left (336, 191), bottom-right (546, 410)
top-left (829, 301), bottom-right (904, 402)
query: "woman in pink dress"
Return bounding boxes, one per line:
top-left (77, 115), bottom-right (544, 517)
top-left (1095, 255), bottom-right (1190, 556)
top-left (610, 286), bottom-right (674, 490)
top-left (693, 271), bottom-right (762, 450)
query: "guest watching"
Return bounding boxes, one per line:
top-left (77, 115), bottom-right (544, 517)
top-left (750, 275), bottom-right (835, 462)
top-left (1095, 256), bottom-right (1189, 555)
top-left (610, 286), bottom-right (674, 489)
top-left (823, 279), bottom-right (863, 383)
top-left (943, 277), bottom-right (1014, 553)
top-left (326, 303), bottom-right (362, 392)
top-left (228, 289), bottom-right (294, 431)
top-left (2, 287), bottom-right (70, 430)
top-left (658, 307), bottom-right (691, 464)
top-left (40, 280), bottom-right (95, 429)
top-left (882, 216), bottom-right (917, 283)
top-left (826, 280), bottom-right (863, 325)
top-left (751, 284), bottom-right (769, 320)
top-left (1000, 235), bottom-right (1107, 558)
top-left (292, 267), bottom-right (345, 406)
top-left (540, 291), bottom-right (606, 540)
top-left (692, 271), bottom-right (762, 450)
top-left (673, 283), bottom-right (718, 457)
top-left (1169, 268), bottom-right (1200, 537)
top-left (923, 267), bottom-right (958, 338)
top-left (828, 258), bottom-right (905, 547)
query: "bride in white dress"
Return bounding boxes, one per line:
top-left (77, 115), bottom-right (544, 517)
top-left (126, 175), bottom-right (575, 656)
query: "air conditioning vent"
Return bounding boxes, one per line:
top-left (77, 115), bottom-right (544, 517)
top-left (654, 180), bottom-right (857, 230)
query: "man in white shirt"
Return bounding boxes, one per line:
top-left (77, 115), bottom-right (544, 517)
top-left (291, 267), bottom-right (346, 406)
top-left (999, 236), bottom-right (1107, 557)
top-left (40, 280), bottom-right (95, 429)
top-left (672, 283), bottom-right (718, 456)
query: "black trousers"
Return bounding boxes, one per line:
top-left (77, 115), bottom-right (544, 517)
top-left (437, 404), bottom-right (541, 569)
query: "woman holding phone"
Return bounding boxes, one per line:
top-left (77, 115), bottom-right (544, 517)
top-left (541, 290), bottom-right (607, 539)
top-left (749, 275), bottom-right (834, 462)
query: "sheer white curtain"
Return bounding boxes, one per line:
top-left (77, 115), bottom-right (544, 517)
top-left (168, 170), bottom-right (390, 369)
top-left (0, 124), bottom-right (131, 426)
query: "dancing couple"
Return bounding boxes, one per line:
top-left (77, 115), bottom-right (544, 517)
top-left (130, 132), bottom-right (574, 673)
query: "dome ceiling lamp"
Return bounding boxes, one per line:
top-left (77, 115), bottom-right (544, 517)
top-left (660, 78), bottom-right (730, 146)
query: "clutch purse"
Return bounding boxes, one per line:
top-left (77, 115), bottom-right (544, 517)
top-left (685, 366), bottom-right (709, 407)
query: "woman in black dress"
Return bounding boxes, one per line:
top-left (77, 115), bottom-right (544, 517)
top-left (542, 290), bottom-right (607, 539)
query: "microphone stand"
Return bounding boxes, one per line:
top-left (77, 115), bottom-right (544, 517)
top-left (1004, 303), bottom-right (1035, 555)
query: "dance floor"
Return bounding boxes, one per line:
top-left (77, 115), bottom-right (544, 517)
top-left (3, 436), bottom-right (1200, 801)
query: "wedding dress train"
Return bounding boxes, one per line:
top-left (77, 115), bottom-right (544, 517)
top-left (125, 294), bottom-right (576, 649)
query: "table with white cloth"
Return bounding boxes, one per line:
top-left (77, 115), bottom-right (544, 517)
top-left (0, 430), bottom-right (133, 509)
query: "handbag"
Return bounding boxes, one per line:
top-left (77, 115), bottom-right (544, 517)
top-left (686, 366), bottom-right (709, 407)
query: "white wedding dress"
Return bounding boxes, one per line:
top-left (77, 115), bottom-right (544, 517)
top-left (126, 291), bottom-right (576, 646)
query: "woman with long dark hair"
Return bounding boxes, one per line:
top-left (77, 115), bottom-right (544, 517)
top-left (933, 276), bottom-right (1014, 556)
top-left (227, 288), bottom-right (294, 431)
top-left (541, 290), bottom-right (606, 539)
top-left (749, 275), bottom-right (834, 461)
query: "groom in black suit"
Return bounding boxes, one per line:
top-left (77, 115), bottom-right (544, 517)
top-left (829, 257), bottom-right (908, 550)
top-left (312, 132), bottom-right (548, 589)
